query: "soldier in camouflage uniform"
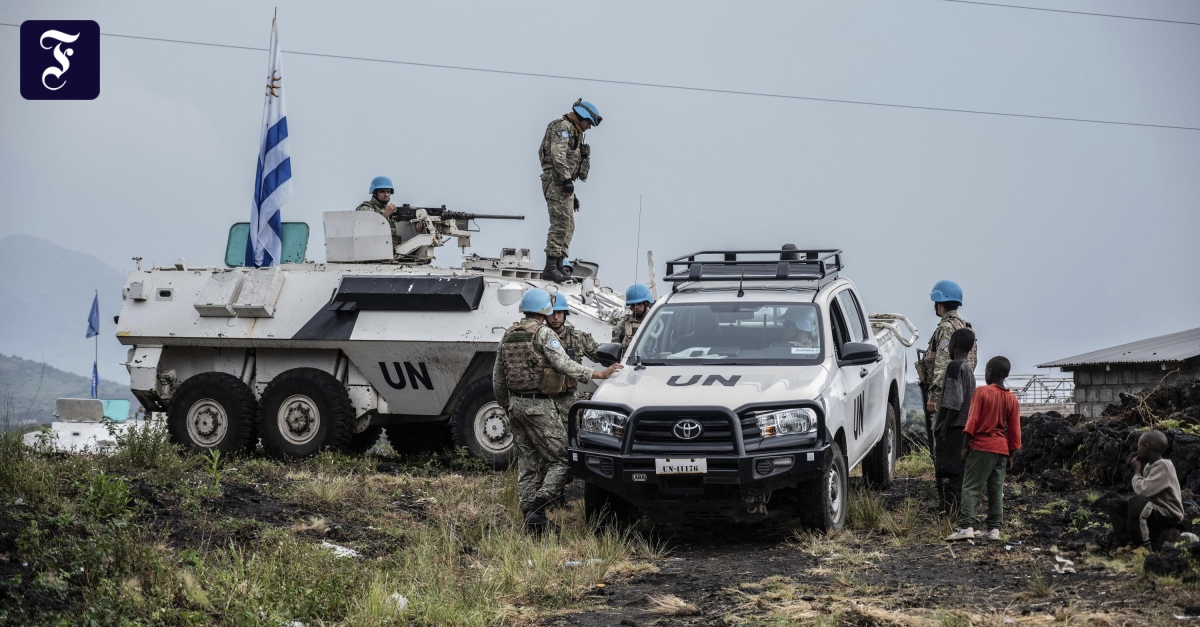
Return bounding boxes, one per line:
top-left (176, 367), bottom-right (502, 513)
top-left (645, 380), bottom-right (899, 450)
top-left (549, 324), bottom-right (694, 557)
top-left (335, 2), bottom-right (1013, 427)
top-left (493, 288), bottom-right (621, 532)
top-left (916, 280), bottom-right (978, 460)
top-left (547, 293), bottom-right (601, 422)
top-left (538, 99), bottom-right (602, 283)
top-left (355, 175), bottom-right (405, 257)
top-left (613, 283), bottom-right (654, 357)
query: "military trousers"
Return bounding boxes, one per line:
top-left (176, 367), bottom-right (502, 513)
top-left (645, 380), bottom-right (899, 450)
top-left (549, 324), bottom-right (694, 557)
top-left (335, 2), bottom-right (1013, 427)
top-left (542, 173), bottom-right (575, 258)
top-left (508, 396), bottom-right (570, 511)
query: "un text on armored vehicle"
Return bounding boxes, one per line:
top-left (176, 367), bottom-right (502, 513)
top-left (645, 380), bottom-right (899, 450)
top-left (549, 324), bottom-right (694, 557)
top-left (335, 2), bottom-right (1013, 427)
top-left (115, 208), bottom-right (624, 467)
top-left (570, 249), bottom-right (919, 529)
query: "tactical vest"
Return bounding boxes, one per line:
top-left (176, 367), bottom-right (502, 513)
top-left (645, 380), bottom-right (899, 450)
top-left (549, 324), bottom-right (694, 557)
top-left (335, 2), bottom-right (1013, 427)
top-left (620, 318), bottom-right (640, 353)
top-left (500, 319), bottom-right (573, 395)
top-left (917, 315), bottom-right (978, 383)
top-left (539, 117), bottom-right (583, 175)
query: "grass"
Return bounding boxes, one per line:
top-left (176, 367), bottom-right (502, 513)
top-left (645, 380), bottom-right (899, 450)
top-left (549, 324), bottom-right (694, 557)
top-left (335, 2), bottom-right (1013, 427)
top-left (0, 415), bottom-right (660, 626)
top-left (897, 445), bottom-right (935, 479)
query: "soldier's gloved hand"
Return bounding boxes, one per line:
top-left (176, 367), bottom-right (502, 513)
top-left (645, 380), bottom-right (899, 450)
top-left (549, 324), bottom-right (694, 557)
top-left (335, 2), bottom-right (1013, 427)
top-left (383, 203), bottom-right (397, 218)
top-left (580, 143), bottom-right (590, 158)
top-left (561, 180), bottom-right (574, 195)
top-left (573, 197), bottom-right (580, 212)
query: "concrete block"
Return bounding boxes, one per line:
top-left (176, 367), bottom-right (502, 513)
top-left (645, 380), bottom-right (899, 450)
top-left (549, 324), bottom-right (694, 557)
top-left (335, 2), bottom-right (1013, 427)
top-left (1106, 371), bottom-right (1119, 385)
top-left (1120, 369), bottom-right (1134, 385)
top-left (1100, 388), bottom-right (1114, 403)
top-left (1075, 371), bottom-right (1090, 386)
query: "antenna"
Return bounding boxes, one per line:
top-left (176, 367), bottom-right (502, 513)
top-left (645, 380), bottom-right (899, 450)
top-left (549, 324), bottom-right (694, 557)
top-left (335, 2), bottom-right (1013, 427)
top-left (633, 195), bottom-right (643, 283)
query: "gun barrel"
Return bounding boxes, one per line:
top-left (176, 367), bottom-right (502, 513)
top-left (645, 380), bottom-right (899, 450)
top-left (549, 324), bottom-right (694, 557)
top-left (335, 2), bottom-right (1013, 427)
top-left (453, 213), bottom-right (525, 220)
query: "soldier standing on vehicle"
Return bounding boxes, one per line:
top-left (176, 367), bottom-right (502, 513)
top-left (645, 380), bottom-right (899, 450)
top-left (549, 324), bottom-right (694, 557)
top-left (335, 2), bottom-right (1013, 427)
top-left (917, 280), bottom-right (978, 460)
top-left (493, 288), bottom-right (622, 533)
top-left (613, 284), bottom-right (654, 356)
top-left (539, 99), bottom-right (601, 283)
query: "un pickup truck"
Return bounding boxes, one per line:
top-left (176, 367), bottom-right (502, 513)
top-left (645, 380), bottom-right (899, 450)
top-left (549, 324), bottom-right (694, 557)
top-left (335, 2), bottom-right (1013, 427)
top-left (569, 249), bottom-right (919, 530)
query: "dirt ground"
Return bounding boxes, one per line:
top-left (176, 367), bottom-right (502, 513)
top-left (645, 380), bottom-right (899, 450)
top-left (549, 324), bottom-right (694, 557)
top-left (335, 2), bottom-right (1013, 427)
top-left (543, 473), bottom-right (1200, 626)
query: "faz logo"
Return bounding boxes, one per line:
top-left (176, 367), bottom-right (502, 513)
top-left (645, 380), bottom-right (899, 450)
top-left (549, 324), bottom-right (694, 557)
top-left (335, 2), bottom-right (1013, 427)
top-left (852, 392), bottom-right (865, 440)
top-left (20, 20), bottom-right (100, 100)
top-left (379, 362), bottom-right (434, 390)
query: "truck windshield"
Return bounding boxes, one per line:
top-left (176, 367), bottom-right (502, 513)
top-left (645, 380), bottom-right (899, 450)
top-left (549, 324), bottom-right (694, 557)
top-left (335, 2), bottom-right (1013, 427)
top-left (629, 302), bottom-right (823, 365)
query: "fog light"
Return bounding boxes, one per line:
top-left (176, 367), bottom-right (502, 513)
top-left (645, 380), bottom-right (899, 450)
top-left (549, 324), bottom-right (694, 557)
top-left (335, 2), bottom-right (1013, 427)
top-left (755, 458), bottom-right (774, 475)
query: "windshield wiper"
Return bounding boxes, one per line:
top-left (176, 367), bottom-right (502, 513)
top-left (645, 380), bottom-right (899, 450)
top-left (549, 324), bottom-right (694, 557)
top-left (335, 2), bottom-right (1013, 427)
top-left (632, 360), bottom-right (668, 366)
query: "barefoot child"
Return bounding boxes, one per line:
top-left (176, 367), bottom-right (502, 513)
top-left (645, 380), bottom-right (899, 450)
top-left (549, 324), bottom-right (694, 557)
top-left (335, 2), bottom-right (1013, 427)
top-left (1106, 430), bottom-right (1184, 549)
top-left (947, 356), bottom-right (1021, 541)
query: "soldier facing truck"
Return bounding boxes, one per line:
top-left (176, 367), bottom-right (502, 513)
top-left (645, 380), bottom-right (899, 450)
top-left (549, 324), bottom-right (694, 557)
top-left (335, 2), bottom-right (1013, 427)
top-left (539, 99), bottom-right (601, 284)
top-left (916, 280), bottom-right (978, 460)
top-left (613, 283), bottom-right (654, 356)
top-left (493, 288), bottom-right (621, 533)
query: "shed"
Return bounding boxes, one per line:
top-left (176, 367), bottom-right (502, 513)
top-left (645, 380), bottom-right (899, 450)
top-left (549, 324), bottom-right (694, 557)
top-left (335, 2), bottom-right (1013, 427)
top-left (1038, 327), bottom-right (1200, 418)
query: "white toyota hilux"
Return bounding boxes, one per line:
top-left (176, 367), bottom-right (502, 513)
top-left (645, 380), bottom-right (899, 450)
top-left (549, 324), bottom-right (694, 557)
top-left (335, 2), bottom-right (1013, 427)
top-left (570, 249), bottom-right (919, 530)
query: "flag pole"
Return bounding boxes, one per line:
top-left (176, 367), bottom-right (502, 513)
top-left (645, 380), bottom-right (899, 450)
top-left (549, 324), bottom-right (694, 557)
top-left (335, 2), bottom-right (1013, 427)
top-left (94, 289), bottom-right (99, 398)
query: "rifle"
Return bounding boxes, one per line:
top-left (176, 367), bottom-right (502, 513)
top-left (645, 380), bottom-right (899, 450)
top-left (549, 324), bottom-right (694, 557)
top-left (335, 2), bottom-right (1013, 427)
top-left (915, 348), bottom-right (935, 464)
top-left (391, 204), bottom-right (524, 223)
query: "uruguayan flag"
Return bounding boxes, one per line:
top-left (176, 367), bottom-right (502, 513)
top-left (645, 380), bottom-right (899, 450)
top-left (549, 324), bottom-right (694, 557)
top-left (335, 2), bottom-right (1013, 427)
top-left (246, 17), bottom-right (292, 267)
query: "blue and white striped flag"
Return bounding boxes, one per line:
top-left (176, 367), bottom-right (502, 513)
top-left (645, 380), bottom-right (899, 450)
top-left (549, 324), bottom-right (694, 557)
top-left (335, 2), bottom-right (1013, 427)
top-left (246, 17), bottom-right (292, 267)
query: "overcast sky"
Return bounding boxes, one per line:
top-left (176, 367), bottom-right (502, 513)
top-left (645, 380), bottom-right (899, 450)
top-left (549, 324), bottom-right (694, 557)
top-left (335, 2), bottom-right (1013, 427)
top-left (2, 0), bottom-right (1198, 378)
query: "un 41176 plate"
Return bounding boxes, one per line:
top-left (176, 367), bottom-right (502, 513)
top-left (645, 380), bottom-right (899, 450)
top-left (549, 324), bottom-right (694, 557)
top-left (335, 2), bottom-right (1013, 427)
top-left (654, 458), bottom-right (707, 475)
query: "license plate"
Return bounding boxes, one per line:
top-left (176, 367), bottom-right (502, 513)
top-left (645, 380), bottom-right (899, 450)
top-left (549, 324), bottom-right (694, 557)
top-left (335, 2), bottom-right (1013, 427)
top-left (655, 458), bottom-right (707, 475)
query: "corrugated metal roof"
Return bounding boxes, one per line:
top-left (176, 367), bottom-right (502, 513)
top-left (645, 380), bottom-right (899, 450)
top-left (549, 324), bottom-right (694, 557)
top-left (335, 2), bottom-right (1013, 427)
top-left (1038, 327), bottom-right (1200, 368)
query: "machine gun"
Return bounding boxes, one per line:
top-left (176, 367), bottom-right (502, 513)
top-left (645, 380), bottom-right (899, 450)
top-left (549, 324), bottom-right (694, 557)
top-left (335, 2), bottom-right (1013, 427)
top-left (389, 205), bottom-right (524, 263)
top-left (391, 204), bottom-right (524, 225)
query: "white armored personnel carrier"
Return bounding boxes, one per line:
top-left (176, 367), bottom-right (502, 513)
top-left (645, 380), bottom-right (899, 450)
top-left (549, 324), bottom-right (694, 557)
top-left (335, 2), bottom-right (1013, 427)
top-left (115, 208), bottom-right (625, 467)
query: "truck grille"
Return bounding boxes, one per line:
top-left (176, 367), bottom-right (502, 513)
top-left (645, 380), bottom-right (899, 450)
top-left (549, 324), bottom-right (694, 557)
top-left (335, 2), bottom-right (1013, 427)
top-left (630, 413), bottom-right (736, 454)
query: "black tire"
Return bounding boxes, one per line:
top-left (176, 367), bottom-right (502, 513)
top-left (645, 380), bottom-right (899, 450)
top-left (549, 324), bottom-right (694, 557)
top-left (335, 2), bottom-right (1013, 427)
top-left (347, 426), bottom-right (385, 455)
top-left (385, 422), bottom-right (454, 455)
top-left (450, 376), bottom-right (513, 470)
top-left (584, 481), bottom-right (637, 529)
top-left (167, 372), bottom-right (257, 454)
top-left (257, 368), bottom-right (354, 458)
top-left (863, 401), bottom-right (899, 489)
top-left (796, 440), bottom-right (849, 531)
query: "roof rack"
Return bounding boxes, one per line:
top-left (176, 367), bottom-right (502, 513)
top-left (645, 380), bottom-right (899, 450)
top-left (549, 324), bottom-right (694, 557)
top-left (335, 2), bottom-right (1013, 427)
top-left (664, 249), bottom-right (843, 291)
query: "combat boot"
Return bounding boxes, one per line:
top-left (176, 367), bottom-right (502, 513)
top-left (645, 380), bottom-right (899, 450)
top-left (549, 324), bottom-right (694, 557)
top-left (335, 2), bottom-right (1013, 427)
top-left (542, 257), bottom-right (566, 284)
top-left (524, 496), bottom-right (560, 534)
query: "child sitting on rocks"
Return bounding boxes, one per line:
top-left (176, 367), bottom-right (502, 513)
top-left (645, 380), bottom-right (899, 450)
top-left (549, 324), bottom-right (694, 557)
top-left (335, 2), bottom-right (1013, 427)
top-left (935, 328), bottom-right (976, 514)
top-left (1107, 430), bottom-right (1184, 549)
top-left (947, 356), bottom-right (1021, 541)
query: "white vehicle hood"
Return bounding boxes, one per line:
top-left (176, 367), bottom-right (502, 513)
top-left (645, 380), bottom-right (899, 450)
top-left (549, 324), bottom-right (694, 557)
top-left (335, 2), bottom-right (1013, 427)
top-left (592, 364), bottom-right (831, 410)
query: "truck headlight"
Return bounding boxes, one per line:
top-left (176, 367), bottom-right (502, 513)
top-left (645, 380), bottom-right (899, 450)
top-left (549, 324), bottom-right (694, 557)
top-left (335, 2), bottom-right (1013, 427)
top-left (755, 408), bottom-right (817, 438)
top-left (580, 409), bottom-right (628, 437)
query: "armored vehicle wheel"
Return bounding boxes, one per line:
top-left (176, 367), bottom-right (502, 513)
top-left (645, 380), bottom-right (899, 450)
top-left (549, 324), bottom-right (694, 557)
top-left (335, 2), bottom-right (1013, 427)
top-left (584, 481), bottom-right (637, 530)
top-left (796, 441), bottom-right (848, 531)
top-left (385, 423), bottom-right (454, 455)
top-left (451, 376), bottom-right (512, 470)
top-left (347, 426), bottom-right (384, 455)
top-left (257, 368), bottom-right (354, 458)
top-left (863, 402), bottom-right (899, 488)
top-left (168, 372), bottom-right (257, 454)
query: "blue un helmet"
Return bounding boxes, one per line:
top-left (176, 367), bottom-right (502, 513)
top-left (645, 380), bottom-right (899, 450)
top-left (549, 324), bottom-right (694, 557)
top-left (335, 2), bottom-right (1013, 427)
top-left (625, 284), bottom-right (654, 306)
top-left (930, 280), bottom-right (964, 304)
top-left (520, 288), bottom-right (554, 315)
top-left (552, 292), bottom-right (570, 314)
top-left (572, 99), bottom-right (602, 127)
top-left (369, 176), bottom-right (394, 194)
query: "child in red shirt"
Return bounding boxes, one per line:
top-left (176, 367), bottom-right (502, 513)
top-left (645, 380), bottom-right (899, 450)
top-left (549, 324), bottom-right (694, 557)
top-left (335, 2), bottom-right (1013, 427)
top-left (947, 356), bottom-right (1022, 541)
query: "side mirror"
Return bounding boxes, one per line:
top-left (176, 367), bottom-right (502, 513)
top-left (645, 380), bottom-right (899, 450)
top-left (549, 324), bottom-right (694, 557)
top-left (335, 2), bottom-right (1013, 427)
top-left (596, 343), bottom-right (622, 367)
top-left (839, 342), bottom-right (880, 366)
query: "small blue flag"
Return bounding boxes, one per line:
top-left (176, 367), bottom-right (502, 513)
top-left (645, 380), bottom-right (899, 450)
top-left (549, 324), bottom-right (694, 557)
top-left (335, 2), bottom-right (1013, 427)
top-left (86, 292), bottom-right (100, 338)
top-left (90, 361), bottom-right (99, 399)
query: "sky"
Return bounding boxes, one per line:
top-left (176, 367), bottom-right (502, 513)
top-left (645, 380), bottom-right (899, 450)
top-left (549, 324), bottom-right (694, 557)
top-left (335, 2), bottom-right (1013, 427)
top-left (2, 0), bottom-right (1198, 380)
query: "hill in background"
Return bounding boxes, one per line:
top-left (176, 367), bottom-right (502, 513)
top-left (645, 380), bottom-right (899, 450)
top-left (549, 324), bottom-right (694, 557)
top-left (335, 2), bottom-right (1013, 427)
top-left (0, 234), bottom-right (130, 383)
top-left (1, 353), bottom-right (137, 427)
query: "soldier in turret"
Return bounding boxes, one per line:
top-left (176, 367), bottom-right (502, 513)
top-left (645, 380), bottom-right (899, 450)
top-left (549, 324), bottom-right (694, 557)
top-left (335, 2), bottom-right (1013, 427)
top-left (356, 176), bottom-right (401, 254)
top-left (538, 99), bottom-right (601, 283)
top-left (493, 288), bottom-right (621, 533)
top-left (613, 284), bottom-right (653, 356)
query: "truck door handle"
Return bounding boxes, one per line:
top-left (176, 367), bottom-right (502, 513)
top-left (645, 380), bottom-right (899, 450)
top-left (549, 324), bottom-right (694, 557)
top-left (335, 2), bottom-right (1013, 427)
top-left (860, 367), bottom-right (869, 378)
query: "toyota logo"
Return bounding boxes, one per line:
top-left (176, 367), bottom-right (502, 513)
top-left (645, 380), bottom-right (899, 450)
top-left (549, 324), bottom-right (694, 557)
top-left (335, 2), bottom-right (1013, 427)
top-left (673, 419), bottom-right (703, 440)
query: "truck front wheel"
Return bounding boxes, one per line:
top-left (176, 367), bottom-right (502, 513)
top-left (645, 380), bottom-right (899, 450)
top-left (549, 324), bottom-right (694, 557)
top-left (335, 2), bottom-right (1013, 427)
top-left (796, 441), bottom-right (848, 531)
top-left (450, 376), bottom-right (513, 470)
top-left (257, 368), bottom-right (354, 458)
top-left (863, 402), bottom-right (899, 488)
top-left (168, 372), bottom-right (257, 454)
